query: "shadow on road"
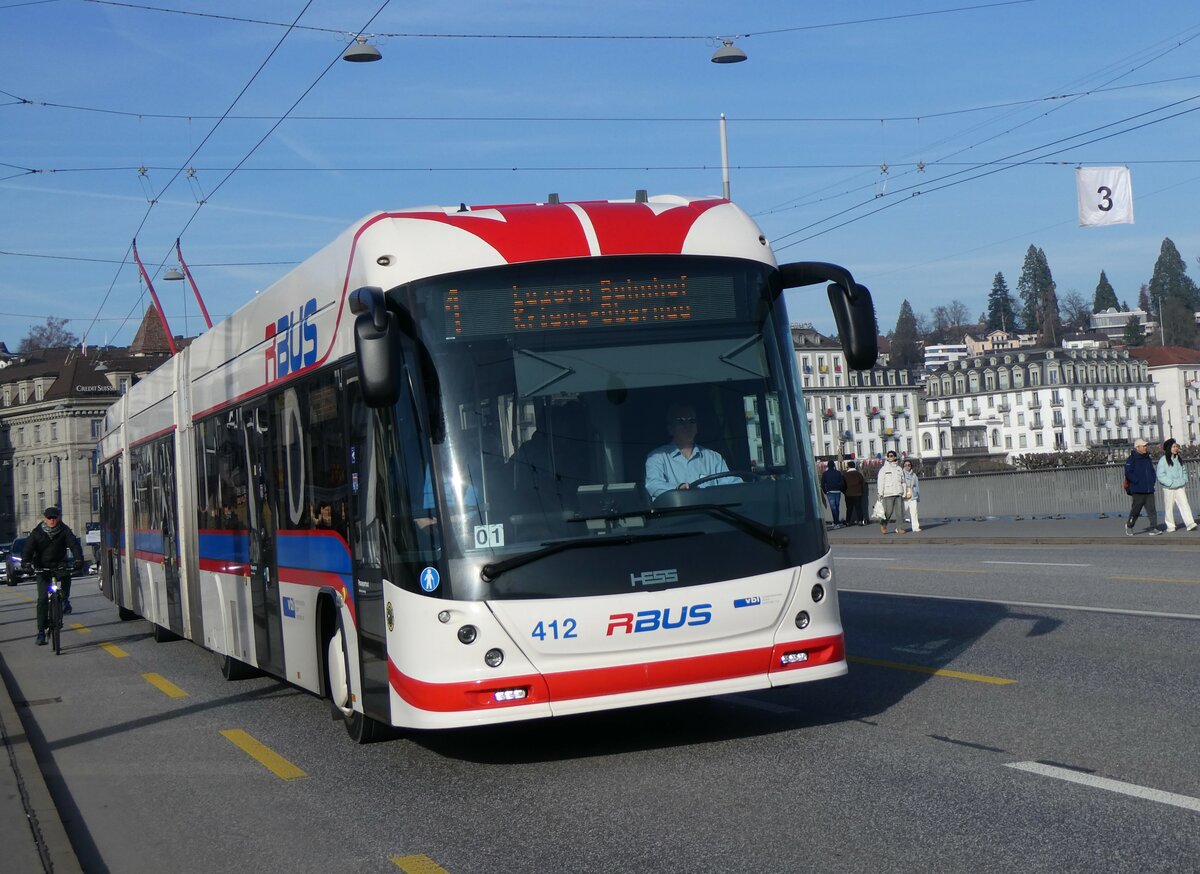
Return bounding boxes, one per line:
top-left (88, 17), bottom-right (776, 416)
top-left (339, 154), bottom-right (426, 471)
top-left (410, 590), bottom-right (1063, 765)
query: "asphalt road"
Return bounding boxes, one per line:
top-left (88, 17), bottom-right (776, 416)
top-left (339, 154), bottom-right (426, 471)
top-left (1, 550), bottom-right (1197, 874)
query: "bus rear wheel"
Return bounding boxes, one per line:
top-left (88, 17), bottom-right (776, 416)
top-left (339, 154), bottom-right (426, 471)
top-left (117, 606), bottom-right (139, 621)
top-left (326, 622), bottom-right (389, 744)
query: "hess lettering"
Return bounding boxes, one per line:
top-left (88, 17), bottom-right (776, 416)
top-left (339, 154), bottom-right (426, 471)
top-left (606, 603), bottom-right (712, 636)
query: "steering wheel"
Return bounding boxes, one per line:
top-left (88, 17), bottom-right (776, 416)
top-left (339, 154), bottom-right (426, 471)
top-left (687, 470), bottom-right (762, 488)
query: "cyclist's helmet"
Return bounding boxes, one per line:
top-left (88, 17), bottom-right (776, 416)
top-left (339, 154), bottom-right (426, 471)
top-left (44, 506), bottom-right (60, 519)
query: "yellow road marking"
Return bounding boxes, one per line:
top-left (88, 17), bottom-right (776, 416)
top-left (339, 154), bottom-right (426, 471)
top-left (220, 729), bottom-right (307, 781)
top-left (1109, 575), bottom-right (1200, 585)
top-left (70, 622), bottom-right (90, 633)
top-left (143, 673), bottom-right (188, 699)
top-left (99, 642), bottom-right (128, 658)
top-left (848, 655), bottom-right (1016, 685)
top-left (391, 855), bottom-right (452, 874)
top-left (891, 566), bottom-right (987, 574)
top-left (4, 592), bottom-right (35, 602)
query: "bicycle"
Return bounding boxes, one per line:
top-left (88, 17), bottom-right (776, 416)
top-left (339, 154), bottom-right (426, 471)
top-left (32, 563), bottom-right (72, 655)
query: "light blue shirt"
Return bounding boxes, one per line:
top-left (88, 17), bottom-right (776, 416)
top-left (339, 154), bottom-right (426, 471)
top-left (645, 443), bottom-right (737, 499)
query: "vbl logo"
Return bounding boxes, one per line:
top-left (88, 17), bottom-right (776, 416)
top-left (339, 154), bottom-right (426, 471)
top-left (265, 297), bottom-right (318, 382)
top-left (606, 603), bottom-right (712, 636)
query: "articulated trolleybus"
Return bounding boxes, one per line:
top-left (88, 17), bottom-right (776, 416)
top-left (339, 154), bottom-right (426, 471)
top-left (99, 194), bottom-right (877, 742)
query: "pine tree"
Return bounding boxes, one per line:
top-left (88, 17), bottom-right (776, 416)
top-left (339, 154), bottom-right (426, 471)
top-left (1137, 284), bottom-right (1151, 314)
top-left (891, 300), bottom-right (921, 369)
top-left (986, 272), bottom-right (1018, 332)
top-left (1017, 246), bottom-right (1060, 346)
top-left (1148, 237), bottom-right (1199, 346)
top-left (1122, 315), bottom-right (1145, 347)
top-left (1092, 270), bottom-right (1118, 313)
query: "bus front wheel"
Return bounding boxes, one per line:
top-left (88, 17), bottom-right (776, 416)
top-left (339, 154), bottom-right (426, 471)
top-left (326, 621), bottom-right (389, 744)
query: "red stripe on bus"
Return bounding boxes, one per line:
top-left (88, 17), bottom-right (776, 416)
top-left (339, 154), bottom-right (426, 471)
top-left (276, 567), bottom-right (357, 625)
top-left (387, 634), bottom-right (844, 713)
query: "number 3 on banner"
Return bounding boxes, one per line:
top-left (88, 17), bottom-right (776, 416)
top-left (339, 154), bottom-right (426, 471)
top-left (1076, 166), bottom-right (1134, 227)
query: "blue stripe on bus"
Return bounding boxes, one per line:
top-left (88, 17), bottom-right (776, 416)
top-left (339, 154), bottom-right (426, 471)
top-left (134, 530), bottom-right (165, 555)
top-left (199, 531), bottom-right (251, 564)
top-left (275, 532), bottom-right (351, 574)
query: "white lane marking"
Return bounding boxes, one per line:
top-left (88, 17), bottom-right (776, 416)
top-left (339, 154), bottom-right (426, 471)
top-left (833, 557), bottom-right (898, 562)
top-left (839, 588), bottom-right (1200, 622)
top-left (982, 561), bottom-right (1091, 568)
top-left (1005, 762), bottom-right (1200, 813)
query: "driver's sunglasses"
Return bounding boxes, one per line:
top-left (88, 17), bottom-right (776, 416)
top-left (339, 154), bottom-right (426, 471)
top-left (886, 454), bottom-right (897, 459)
top-left (671, 416), bottom-right (697, 425)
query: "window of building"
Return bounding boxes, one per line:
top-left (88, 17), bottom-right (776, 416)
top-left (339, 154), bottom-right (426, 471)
top-left (50, 422), bottom-right (58, 442)
top-left (1019, 435), bottom-right (1028, 449)
top-left (923, 434), bottom-right (933, 450)
top-left (91, 418), bottom-right (104, 439)
top-left (1005, 435), bottom-right (1013, 449)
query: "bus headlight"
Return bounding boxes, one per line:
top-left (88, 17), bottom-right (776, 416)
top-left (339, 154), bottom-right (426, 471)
top-left (795, 611), bottom-right (810, 629)
top-left (818, 566), bottom-right (832, 580)
top-left (484, 648), bottom-right (504, 668)
top-left (438, 610), bottom-right (451, 624)
top-left (811, 583), bottom-right (825, 603)
top-left (457, 625), bottom-right (478, 645)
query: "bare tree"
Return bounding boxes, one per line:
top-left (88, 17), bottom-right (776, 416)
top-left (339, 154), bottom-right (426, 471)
top-left (1059, 289), bottom-right (1091, 331)
top-left (945, 299), bottom-right (971, 332)
top-left (18, 317), bottom-right (79, 353)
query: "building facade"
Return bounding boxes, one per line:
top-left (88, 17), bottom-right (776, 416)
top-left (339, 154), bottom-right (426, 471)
top-left (917, 347), bottom-right (1159, 466)
top-left (792, 326), bottom-right (920, 461)
top-left (1129, 346), bottom-right (1200, 446)
top-left (0, 312), bottom-right (174, 541)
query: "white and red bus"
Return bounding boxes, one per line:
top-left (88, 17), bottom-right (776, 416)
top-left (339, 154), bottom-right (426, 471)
top-left (98, 194), bottom-right (877, 741)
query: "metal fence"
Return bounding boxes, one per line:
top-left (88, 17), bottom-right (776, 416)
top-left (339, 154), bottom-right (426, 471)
top-left (904, 461), bottom-right (1199, 519)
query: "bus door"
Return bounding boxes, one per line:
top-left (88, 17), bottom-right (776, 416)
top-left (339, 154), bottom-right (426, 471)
top-left (156, 439), bottom-right (185, 635)
top-left (242, 401), bottom-right (285, 675)
top-left (343, 371), bottom-right (390, 719)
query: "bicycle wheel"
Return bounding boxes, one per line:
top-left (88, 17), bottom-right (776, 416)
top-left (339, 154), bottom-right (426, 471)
top-left (50, 592), bottom-right (62, 655)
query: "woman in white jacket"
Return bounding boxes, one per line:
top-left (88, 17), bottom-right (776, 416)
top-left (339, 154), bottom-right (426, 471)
top-left (1157, 438), bottom-right (1196, 532)
top-left (902, 459), bottom-right (922, 533)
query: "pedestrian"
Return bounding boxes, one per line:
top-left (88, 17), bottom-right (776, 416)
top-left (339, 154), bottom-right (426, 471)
top-left (822, 461), bottom-right (846, 527)
top-left (902, 459), bottom-right (922, 533)
top-left (1156, 437), bottom-right (1196, 533)
top-left (876, 450), bottom-right (906, 534)
top-left (1124, 437), bottom-right (1161, 536)
top-left (842, 461), bottom-right (866, 525)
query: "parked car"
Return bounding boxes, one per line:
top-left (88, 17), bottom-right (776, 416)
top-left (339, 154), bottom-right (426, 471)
top-left (0, 541), bottom-right (9, 584)
top-left (5, 536), bottom-right (30, 583)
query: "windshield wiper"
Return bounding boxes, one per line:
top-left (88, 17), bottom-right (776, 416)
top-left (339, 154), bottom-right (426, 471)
top-left (480, 531), bottom-right (701, 582)
top-left (567, 502), bottom-right (789, 551)
top-left (646, 503), bottom-right (788, 550)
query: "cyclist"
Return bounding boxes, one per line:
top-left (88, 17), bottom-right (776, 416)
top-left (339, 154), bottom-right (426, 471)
top-left (21, 506), bottom-right (83, 646)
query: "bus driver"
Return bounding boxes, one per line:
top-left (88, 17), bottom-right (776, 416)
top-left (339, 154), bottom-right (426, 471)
top-left (645, 402), bottom-right (738, 499)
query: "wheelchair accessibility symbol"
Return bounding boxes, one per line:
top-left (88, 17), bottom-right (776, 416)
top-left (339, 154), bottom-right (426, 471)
top-left (420, 567), bottom-right (440, 593)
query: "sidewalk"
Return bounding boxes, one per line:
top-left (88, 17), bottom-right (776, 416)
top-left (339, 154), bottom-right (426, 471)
top-left (827, 513), bottom-right (1200, 546)
top-left (0, 591), bottom-right (85, 874)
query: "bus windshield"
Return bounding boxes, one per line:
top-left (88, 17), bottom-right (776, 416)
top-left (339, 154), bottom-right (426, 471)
top-left (392, 255), bottom-right (825, 601)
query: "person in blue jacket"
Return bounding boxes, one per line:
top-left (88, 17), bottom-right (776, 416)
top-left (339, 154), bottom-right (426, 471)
top-left (1124, 437), bottom-right (1160, 536)
top-left (821, 462), bottom-right (846, 527)
top-left (1156, 437), bottom-right (1196, 532)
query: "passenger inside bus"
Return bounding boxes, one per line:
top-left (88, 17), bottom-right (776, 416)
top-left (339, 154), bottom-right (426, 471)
top-left (644, 401), bottom-right (738, 499)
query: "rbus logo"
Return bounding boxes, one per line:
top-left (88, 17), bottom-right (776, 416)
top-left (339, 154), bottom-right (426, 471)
top-left (265, 297), bottom-right (318, 382)
top-left (606, 604), bottom-right (712, 636)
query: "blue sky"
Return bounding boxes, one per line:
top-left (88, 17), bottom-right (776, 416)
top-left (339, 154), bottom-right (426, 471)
top-left (2, 0), bottom-right (1198, 349)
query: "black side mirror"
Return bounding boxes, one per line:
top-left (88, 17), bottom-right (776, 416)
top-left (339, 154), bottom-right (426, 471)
top-left (774, 262), bottom-right (878, 370)
top-left (350, 287), bottom-right (402, 407)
